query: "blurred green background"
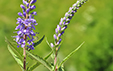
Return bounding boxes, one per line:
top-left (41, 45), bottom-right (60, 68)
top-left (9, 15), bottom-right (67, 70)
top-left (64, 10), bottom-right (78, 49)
top-left (0, 0), bottom-right (113, 71)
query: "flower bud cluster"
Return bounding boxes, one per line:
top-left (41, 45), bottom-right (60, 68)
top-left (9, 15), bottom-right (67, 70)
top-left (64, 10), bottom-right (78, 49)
top-left (14, 0), bottom-right (38, 50)
top-left (50, 0), bottom-right (87, 48)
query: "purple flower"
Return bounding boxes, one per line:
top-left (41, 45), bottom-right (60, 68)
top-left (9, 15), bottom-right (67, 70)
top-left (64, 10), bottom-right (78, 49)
top-left (18, 12), bottom-right (23, 17)
top-left (50, 43), bottom-right (54, 47)
top-left (30, 5), bottom-right (36, 10)
top-left (30, 0), bottom-right (37, 4)
top-left (20, 4), bottom-right (26, 10)
top-left (14, 0), bottom-right (37, 50)
top-left (57, 25), bottom-right (61, 31)
top-left (54, 34), bottom-right (57, 40)
top-left (51, 0), bottom-right (87, 49)
top-left (26, 8), bottom-right (30, 13)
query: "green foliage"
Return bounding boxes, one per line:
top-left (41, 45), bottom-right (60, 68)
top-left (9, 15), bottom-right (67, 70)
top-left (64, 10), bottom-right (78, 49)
top-left (28, 35), bottom-right (45, 51)
top-left (58, 42), bottom-right (84, 69)
top-left (26, 50), bottom-right (52, 71)
top-left (58, 64), bottom-right (64, 71)
top-left (7, 45), bottom-right (24, 70)
top-left (28, 51), bottom-right (53, 71)
top-left (33, 35), bottom-right (45, 47)
top-left (5, 38), bottom-right (23, 70)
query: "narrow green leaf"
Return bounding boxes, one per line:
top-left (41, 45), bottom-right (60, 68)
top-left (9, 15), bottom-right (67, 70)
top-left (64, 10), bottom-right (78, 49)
top-left (28, 51), bottom-right (53, 71)
top-left (46, 37), bottom-right (55, 54)
top-left (58, 42), bottom-right (85, 69)
top-left (28, 62), bottom-right (40, 71)
top-left (26, 51), bottom-right (52, 71)
top-left (44, 51), bottom-right (53, 60)
top-left (34, 35), bottom-right (45, 47)
top-left (58, 64), bottom-right (64, 71)
top-left (5, 37), bottom-right (23, 70)
top-left (28, 35), bottom-right (45, 51)
top-left (45, 37), bottom-right (51, 48)
top-left (7, 45), bottom-right (23, 68)
top-left (5, 37), bottom-right (23, 58)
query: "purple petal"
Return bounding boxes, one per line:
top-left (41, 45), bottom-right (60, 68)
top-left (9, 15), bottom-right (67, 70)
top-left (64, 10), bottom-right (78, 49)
top-left (18, 12), bottom-right (23, 17)
top-left (15, 24), bottom-right (21, 30)
top-left (63, 21), bottom-right (66, 25)
top-left (27, 3), bottom-right (29, 8)
top-left (65, 12), bottom-right (69, 17)
top-left (56, 42), bottom-right (59, 45)
top-left (20, 4), bottom-right (26, 10)
top-left (63, 17), bottom-right (66, 21)
top-left (58, 33), bottom-right (61, 37)
top-left (50, 43), bottom-right (54, 47)
top-left (31, 12), bottom-right (37, 15)
top-left (34, 23), bottom-right (38, 25)
top-left (59, 39), bottom-right (62, 43)
top-left (31, 31), bottom-right (36, 36)
top-left (31, 24), bottom-right (35, 29)
top-left (30, 5), bottom-right (36, 10)
top-left (23, 0), bottom-right (27, 4)
top-left (54, 34), bottom-right (57, 40)
top-left (17, 31), bottom-right (22, 35)
top-left (17, 45), bottom-right (20, 48)
top-left (55, 28), bottom-right (58, 34)
top-left (57, 25), bottom-right (61, 31)
top-left (61, 31), bottom-right (64, 35)
top-left (58, 46), bottom-right (61, 50)
top-left (26, 8), bottom-right (30, 13)
top-left (21, 43), bottom-right (25, 48)
top-left (30, 0), bottom-right (37, 4)
top-left (16, 36), bottom-right (20, 42)
top-left (29, 14), bottom-right (32, 19)
top-left (59, 21), bottom-right (62, 25)
top-left (23, 12), bottom-right (26, 17)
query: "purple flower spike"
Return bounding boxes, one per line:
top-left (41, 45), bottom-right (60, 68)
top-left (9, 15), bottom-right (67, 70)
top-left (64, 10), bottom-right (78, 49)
top-left (51, 0), bottom-right (87, 50)
top-left (14, 0), bottom-right (38, 50)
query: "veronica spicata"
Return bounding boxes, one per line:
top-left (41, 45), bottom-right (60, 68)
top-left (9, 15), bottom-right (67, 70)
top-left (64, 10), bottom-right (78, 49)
top-left (51, 0), bottom-right (87, 49)
top-left (14, 0), bottom-right (38, 50)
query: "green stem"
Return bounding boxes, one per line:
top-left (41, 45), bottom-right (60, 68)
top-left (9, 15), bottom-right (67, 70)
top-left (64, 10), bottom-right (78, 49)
top-left (23, 47), bottom-right (26, 70)
top-left (54, 48), bottom-right (58, 71)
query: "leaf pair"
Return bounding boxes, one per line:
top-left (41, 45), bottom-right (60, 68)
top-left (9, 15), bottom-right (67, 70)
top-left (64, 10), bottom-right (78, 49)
top-left (6, 36), bottom-right (85, 71)
top-left (5, 36), bottom-right (52, 71)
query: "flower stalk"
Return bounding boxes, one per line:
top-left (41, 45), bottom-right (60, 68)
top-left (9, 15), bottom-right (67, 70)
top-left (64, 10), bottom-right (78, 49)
top-left (50, 0), bottom-right (88, 70)
top-left (13, 0), bottom-right (38, 70)
top-left (23, 46), bottom-right (26, 70)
